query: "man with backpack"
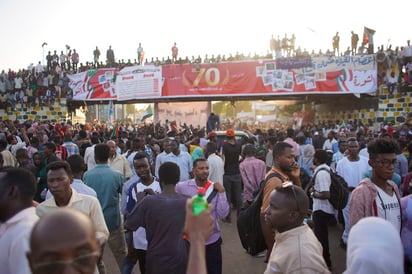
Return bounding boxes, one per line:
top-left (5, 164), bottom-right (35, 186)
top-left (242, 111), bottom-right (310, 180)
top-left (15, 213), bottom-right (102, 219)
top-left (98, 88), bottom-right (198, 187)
top-left (260, 142), bottom-right (301, 261)
top-left (311, 149), bottom-right (335, 270)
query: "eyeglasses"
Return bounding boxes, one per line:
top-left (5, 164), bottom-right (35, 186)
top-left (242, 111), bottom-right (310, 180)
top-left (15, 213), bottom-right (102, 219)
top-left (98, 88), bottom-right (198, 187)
top-left (374, 159), bottom-right (397, 168)
top-left (281, 181), bottom-right (300, 212)
top-left (31, 251), bottom-right (100, 274)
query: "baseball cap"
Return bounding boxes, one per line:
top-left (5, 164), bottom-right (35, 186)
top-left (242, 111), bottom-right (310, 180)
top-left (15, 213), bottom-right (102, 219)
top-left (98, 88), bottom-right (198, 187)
top-left (207, 131), bottom-right (217, 139)
top-left (226, 129), bottom-right (235, 137)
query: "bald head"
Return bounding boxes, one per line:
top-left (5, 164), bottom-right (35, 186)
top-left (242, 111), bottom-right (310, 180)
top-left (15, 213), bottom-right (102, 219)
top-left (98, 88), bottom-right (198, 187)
top-left (28, 208), bottom-right (99, 274)
top-left (106, 140), bottom-right (117, 158)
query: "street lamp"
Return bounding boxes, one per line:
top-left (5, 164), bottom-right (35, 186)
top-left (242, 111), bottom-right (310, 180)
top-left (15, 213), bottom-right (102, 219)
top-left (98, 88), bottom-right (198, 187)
top-left (42, 42), bottom-right (47, 66)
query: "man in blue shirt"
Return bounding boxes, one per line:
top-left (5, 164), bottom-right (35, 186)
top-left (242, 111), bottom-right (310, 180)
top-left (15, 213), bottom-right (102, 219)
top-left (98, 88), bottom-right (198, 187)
top-left (83, 143), bottom-right (126, 272)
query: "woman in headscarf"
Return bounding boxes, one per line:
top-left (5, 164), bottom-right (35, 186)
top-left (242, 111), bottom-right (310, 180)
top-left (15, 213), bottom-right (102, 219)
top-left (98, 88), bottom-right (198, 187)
top-left (344, 217), bottom-right (404, 274)
top-left (191, 147), bottom-right (204, 162)
top-left (401, 194), bottom-right (412, 272)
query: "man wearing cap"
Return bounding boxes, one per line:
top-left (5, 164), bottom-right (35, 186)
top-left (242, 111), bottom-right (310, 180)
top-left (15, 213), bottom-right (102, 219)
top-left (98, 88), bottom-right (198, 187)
top-left (221, 129), bottom-right (242, 222)
top-left (207, 131), bottom-right (217, 144)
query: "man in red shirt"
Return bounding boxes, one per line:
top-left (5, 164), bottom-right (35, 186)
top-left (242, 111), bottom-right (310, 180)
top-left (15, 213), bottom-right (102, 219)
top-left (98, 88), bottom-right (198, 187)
top-left (172, 42), bottom-right (178, 63)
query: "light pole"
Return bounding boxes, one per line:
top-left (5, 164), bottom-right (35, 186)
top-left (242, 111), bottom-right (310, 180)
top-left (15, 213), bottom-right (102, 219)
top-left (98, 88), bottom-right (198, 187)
top-left (42, 42), bottom-right (47, 66)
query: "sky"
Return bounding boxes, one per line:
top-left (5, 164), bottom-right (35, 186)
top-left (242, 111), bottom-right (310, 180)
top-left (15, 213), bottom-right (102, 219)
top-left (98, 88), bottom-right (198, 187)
top-left (0, 0), bottom-right (410, 71)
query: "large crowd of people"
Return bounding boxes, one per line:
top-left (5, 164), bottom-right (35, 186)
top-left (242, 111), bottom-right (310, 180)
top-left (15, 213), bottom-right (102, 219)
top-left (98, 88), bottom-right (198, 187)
top-left (2, 32), bottom-right (412, 273)
top-left (1, 113), bottom-right (412, 273)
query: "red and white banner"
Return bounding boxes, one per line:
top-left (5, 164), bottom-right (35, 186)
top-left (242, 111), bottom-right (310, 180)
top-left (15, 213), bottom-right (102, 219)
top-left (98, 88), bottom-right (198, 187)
top-left (116, 65), bottom-right (162, 101)
top-left (69, 68), bottom-right (118, 100)
top-left (69, 55), bottom-right (377, 101)
top-left (162, 55), bottom-right (377, 97)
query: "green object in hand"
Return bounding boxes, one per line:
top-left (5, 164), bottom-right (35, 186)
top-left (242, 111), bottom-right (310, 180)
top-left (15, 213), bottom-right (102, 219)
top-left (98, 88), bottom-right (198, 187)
top-left (192, 187), bottom-right (208, 215)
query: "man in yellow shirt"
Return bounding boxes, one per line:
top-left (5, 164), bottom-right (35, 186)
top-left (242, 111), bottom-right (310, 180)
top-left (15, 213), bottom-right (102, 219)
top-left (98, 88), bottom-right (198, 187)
top-left (36, 161), bottom-right (109, 273)
top-left (263, 184), bottom-right (330, 273)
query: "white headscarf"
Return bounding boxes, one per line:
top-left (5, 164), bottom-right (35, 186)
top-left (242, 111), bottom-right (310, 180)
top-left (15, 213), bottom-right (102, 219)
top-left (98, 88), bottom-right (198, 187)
top-left (344, 217), bottom-right (404, 274)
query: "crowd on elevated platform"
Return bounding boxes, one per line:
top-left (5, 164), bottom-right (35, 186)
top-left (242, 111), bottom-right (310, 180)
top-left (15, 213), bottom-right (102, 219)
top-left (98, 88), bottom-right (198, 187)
top-left (2, 33), bottom-right (412, 110)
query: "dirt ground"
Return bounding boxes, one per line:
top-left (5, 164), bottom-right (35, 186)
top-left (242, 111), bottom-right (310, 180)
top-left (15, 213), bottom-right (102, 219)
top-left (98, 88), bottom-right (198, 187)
top-left (105, 209), bottom-right (346, 274)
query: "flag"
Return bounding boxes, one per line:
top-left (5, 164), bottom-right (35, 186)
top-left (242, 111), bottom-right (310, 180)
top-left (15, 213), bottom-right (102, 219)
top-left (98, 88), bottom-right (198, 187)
top-left (141, 105), bottom-right (153, 121)
top-left (363, 26), bottom-right (376, 53)
top-left (169, 120), bottom-right (178, 133)
top-left (363, 27), bottom-right (375, 44)
top-left (111, 121), bottom-right (119, 138)
top-left (140, 51), bottom-right (145, 64)
top-left (108, 100), bottom-right (115, 128)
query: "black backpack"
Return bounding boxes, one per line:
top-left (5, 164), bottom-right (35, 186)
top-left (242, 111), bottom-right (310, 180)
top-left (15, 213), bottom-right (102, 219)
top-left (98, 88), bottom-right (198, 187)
top-left (237, 172), bottom-right (283, 256)
top-left (311, 167), bottom-right (350, 210)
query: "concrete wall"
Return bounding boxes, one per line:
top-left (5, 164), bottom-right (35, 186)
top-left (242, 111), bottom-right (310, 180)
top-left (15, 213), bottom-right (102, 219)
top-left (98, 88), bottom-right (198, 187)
top-left (315, 89), bottom-right (411, 126)
top-left (0, 99), bottom-right (68, 122)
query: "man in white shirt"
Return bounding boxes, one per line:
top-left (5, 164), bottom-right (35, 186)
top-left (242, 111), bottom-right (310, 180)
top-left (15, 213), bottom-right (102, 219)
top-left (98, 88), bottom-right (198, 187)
top-left (35, 61), bottom-right (44, 74)
top-left (322, 131), bottom-right (337, 151)
top-left (59, 51), bottom-right (67, 70)
top-left (0, 168), bottom-right (39, 274)
top-left (137, 43), bottom-right (144, 63)
top-left (84, 136), bottom-right (99, 171)
top-left (336, 137), bottom-right (370, 248)
top-left (311, 149), bottom-right (335, 269)
top-left (206, 142), bottom-right (224, 184)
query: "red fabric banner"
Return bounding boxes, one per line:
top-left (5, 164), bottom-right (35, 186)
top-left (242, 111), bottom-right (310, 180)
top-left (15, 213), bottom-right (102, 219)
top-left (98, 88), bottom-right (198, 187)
top-left (162, 56), bottom-right (377, 97)
top-left (162, 62), bottom-right (269, 97)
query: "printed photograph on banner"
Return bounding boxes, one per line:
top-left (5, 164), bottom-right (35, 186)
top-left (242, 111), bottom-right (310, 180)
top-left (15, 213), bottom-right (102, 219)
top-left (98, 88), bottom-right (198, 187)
top-left (98, 74), bottom-right (107, 84)
top-left (263, 72), bottom-right (274, 85)
top-left (285, 72), bottom-right (293, 81)
top-left (315, 72), bottom-right (327, 81)
top-left (273, 79), bottom-right (284, 90)
top-left (283, 80), bottom-right (293, 90)
top-left (304, 77), bottom-right (316, 89)
top-left (266, 62), bottom-right (275, 70)
top-left (295, 73), bottom-right (306, 85)
top-left (274, 70), bottom-right (283, 79)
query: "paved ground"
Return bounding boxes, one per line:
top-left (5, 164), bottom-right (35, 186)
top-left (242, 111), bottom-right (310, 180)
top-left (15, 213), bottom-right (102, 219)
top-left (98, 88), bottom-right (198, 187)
top-left (105, 209), bottom-right (346, 274)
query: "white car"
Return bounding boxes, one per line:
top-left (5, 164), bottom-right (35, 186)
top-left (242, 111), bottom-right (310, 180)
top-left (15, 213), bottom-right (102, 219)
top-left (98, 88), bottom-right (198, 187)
top-left (215, 130), bottom-right (257, 146)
